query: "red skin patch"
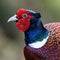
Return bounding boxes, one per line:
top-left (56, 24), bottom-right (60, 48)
top-left (16, 8), bottom-right (33, 32)
top-left (16, 18), bottom-right (31, 32)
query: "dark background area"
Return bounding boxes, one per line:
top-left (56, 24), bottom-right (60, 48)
top-left (0, 0), bottom-right (60, 60)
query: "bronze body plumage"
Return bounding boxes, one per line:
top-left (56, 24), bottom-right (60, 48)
top-left (24, 22), bottom-right (60, 60)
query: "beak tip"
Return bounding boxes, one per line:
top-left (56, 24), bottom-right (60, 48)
top-left (7, 20), bottom-right (9, 23)
top-left (7, 18), bottom-right (11, 23)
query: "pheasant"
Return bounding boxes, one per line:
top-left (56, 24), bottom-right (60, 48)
top-left (8, 8), bottom-right (60, 60)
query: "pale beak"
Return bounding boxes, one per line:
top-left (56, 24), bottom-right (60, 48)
top-left (7, 15), bottom-right (18, 23)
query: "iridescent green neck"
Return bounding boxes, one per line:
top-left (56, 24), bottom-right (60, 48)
top-left (25, 29), bottom-right (49, 45)
top-left (35, 30), bottom-right (49, 42)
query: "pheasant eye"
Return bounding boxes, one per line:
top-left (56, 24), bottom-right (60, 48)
top-left (22, 14), bottom-right (28, 18)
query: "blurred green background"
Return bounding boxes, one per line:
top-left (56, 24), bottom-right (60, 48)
top-left (0, 0), bottom-right (60, 60)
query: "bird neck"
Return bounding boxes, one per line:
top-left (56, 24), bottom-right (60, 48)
top-left (24, 19), bottom-right (49, 45)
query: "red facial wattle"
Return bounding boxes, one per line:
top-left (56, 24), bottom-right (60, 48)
top-left (16, 18), bottom-right (31, 32)
top-left (16, 8), bottom-right (33, 32)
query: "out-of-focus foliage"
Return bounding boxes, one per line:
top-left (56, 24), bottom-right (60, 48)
top-left (0, 0), bottom-right (60, 60)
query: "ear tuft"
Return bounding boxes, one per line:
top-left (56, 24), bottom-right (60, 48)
top-left (34, 13), bottom-right (41, 18)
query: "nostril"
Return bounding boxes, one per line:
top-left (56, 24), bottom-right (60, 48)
top-left (15, 20), bottom-right (18, 22)
top-left (16, 16), bottom-right (20, 19)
